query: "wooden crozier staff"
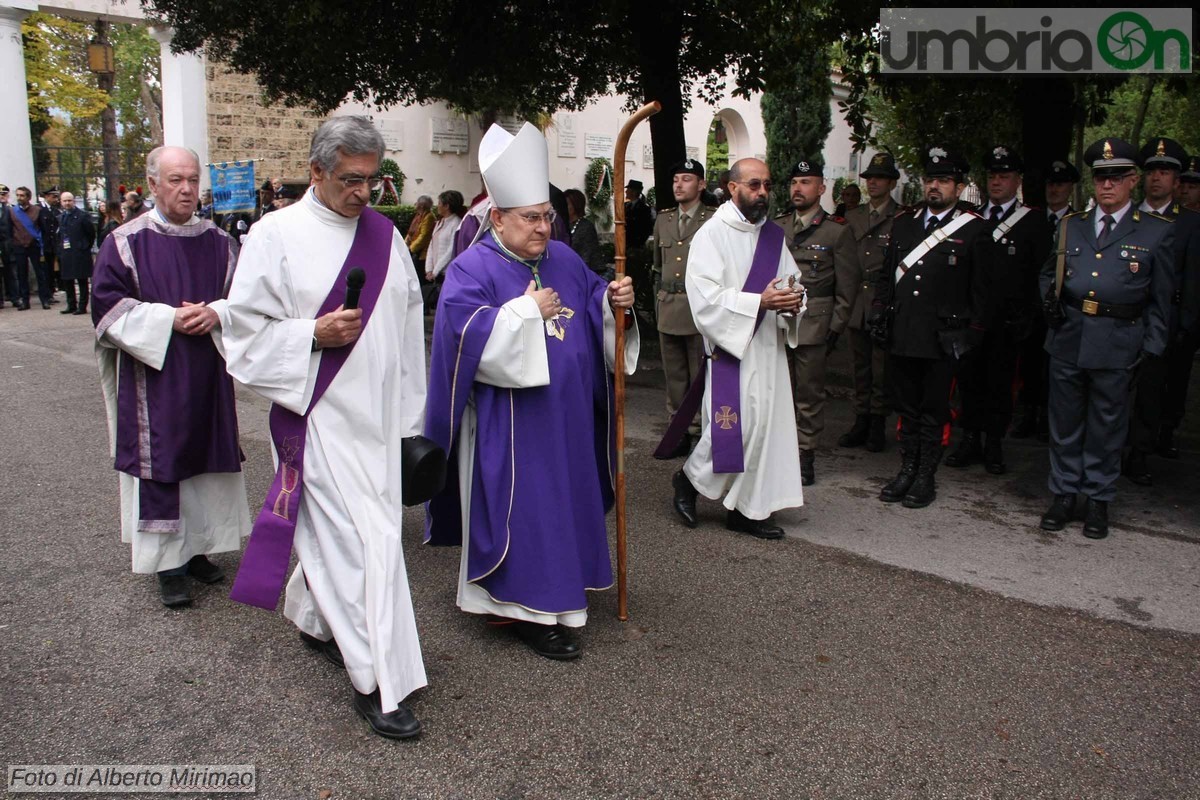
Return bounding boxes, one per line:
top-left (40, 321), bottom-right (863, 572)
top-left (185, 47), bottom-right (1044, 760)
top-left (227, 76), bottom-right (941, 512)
top-left (612, 100), bottom-right (660, 621)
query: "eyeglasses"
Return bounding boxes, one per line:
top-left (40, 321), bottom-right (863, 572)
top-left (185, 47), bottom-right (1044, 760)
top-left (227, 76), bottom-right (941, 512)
top-left (1095, 173), bottom-right (1135, 186)
top-left (737, 179), bottom-right (773, 193)
top-left (336, 174), bottom-right (384, 190)
top-left (502, 208), bottom-right (557, 225)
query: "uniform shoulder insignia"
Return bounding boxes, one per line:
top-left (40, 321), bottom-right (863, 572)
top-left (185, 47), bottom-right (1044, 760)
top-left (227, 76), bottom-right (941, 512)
top-left (774, 211), bottom-right (791, 220)
top-left (827, 214), bottom-right (846, 223)
top-left (959, 209), bottom-right (982, 219)
top-left (1063, 210), bottom-right (1087, 219)
top-left (1144, 211), bottom-right (1171, 222)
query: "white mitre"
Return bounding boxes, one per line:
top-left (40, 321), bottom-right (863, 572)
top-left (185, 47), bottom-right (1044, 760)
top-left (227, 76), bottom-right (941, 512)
top-left (479, 122), bottom-right (548, 208)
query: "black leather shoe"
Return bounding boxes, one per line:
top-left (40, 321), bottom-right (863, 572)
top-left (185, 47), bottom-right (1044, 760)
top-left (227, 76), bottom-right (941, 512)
top-left (944, 431), bottom-right (982, 468)
top-left (838, 415), bottom-right (869, 448)
top-left (1123, 450), bottom-right (1153, 486)
top-left (672, 470), bottom-right (698, 528)
top-left (41, 301), bottom-right (51, 310)
top-left (1039, 494), bottom-right (1076, 531)
top-left (60, 306), bottom-right (76, 315)
top-left (186, 554), bottom-right (225, 583)
top-left (800, 449), bottom-right (815, 486)
top-left (725, 509), bottom-right (784, 540)
top-left (300, 631), bottom-right (346, 669)
top-left (983, 434), bottom-right (1006, 475)
top-left (1157, 428), bottom-right (1180, 459)
top-left (353, 690), bottom-right (422, 740)
top-left (510, 621), bottom-right (581, 660)
top-left (17, 301), bottom-right (29, 310)
top-left (865, 415), bottom-right (886, 452)
top-left (157, 574), bottom-right (191, 607)
top-left (72, 307), bottom-right (88, 316)
top-left (1082, 498), bottom-right (1109, 539)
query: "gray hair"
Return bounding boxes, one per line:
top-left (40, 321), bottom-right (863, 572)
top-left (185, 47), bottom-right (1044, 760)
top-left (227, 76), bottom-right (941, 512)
top-left (416, 195), bottom-right (433, 208)
top-left (146, 146), bottom-right (200, 181)
top-left (309, 116), bottom-right (385, 172)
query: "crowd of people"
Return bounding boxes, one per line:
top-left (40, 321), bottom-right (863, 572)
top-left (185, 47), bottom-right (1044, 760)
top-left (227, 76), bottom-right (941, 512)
top-left (8, 114), bottom-right (1197, 742)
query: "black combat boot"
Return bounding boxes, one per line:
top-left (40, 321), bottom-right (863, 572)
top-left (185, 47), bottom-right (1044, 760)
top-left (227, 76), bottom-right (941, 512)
top-left (1039, 494), bottom-right (1076, 531)
top-left (983, 432), bottom-right (1006, 475)
top-left (865, 414), bottom-right (887, 452)
top-left (879, 445), bottom-right (919, 503)
top-left (1122, 449), bottom-right (1153, 486)
top-left (1082, 498), bottom-right (1109, 539)
top-left (1157, 427), bottom-right (1179, 459)
top-left (902, 443), bottom-right (942, 508)
top-left (800, 449), bottom-right (815, 486)
top-left (944, 430), bottom-right (982, 468)
top-left (838, 415), bottom-right (870, 448)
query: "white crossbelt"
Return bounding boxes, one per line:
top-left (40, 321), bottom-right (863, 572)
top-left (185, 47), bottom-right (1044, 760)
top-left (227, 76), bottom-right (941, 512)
top-left (991, 205), bottom-right (1031, 241)
top-left (896, 212), bottom-right (975, 283)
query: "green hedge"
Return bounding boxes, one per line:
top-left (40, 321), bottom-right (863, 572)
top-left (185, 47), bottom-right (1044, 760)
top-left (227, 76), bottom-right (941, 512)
top-left (373, 204), bottom-right (418, 233)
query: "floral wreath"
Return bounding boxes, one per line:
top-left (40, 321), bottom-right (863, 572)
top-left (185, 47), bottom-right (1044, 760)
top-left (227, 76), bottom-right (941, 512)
top-left (584, 157), bottom-right (613, 227)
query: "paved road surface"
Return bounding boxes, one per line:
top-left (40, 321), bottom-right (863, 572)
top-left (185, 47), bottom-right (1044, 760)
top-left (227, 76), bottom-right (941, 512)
top-left (2, 306), bottom-right (1197, 799)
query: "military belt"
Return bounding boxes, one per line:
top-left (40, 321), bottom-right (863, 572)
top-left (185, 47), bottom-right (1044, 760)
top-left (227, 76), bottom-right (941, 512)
top-left (659, 279), bottom-right (687, 294)
top-left (1064, 294), bottom-right (1146, 320)
top-left (804, 285), bottom-right (835, 299)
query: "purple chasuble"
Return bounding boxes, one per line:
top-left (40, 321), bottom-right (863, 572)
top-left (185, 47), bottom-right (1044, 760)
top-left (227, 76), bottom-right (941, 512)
top-left (424, 236), bottom-right (616, 615)
top-left (452, 209), bottom-right (483, 259)
top-left (229, 208), bottom-right (394, 610)
top-left (654, 221), bottom-right (784, 473)
top-left (91, 214), bottom-right (242, 532)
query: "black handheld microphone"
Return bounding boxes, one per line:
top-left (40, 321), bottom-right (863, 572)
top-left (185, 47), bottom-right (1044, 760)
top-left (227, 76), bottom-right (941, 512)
top-left (344, 267), bottom-right (366, 310)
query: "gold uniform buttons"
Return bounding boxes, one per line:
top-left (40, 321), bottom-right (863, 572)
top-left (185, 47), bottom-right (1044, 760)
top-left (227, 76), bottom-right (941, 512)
top-left (1092, 271), bottom-right (1099, 277)
top-left (1095, 253), bottom-right (1103, 260)
top-left (1088, 290), bottom-right (1096, 297)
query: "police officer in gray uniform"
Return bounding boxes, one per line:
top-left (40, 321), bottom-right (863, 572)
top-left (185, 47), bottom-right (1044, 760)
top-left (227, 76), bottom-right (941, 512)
top-left (653, 159), bottom-right (714, 457)
top-left (775, 159), bottom-right (858, 485)
top-left (841, 153), bottom-right (901, 453)
top-left (1039, 138), bottom-right (1175, 539)
top-left (1125, 137), bottom-right (1200, 479)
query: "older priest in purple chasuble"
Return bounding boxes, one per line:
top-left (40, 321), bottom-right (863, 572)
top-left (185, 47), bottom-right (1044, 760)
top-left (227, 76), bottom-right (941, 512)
top-left (91, 146), bottom-right (249, 609)
top-left (425, 122), bottom-right (638, 661)
top-left (221, 117), bottom-right (427, 740)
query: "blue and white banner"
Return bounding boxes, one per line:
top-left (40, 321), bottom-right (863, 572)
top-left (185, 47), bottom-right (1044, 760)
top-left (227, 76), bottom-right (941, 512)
top-left (209, 161), bottom-right (257, 214)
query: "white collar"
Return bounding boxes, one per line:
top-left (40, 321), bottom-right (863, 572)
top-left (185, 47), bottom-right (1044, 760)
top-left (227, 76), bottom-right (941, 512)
top-left (1138, 199), bottom-right (1171, 215)
top-left (986, 197), bottom-right (1018, 217)
top-left (1096, 201), bottom-right (1132, 227)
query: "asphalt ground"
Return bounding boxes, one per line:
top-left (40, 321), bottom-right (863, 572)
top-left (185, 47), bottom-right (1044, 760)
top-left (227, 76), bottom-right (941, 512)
top-left (2, 302), bottom-right (1199, 800)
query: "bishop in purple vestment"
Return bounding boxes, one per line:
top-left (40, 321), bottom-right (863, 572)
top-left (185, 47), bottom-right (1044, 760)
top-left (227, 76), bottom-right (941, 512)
top-left (425, 122), bottom-right (638, 660)
top-left (90, 146), bottom-right (249, 609)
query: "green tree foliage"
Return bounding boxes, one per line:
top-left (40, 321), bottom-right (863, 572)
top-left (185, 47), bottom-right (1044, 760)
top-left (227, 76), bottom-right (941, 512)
top-left (761, 46), bottom-right (832, 212)
top-left (1085, 76), bottom-right (1200, 153)
top-left (22, 13), bottom-right (109, 122)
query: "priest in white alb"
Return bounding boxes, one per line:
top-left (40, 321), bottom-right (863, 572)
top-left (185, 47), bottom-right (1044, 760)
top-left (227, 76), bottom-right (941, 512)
top-left (665, 158), bottom-right (806, 539)
top-left (221, 116), bottom-right (427, 740)
top-left (90, 145), bottom-right (250, 609)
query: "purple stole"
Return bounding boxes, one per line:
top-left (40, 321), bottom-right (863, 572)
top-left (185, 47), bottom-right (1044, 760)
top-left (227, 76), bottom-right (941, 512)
top-left (230, 209), bottom-right (393, 610)
top-left (654, 221), bottom-right (784, 473)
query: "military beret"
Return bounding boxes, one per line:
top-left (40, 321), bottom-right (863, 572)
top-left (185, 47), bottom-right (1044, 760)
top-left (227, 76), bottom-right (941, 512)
top-left (860, 152), bottom-right (900, 179)
top-left (922, 146), bottom-right (967, 178)
top-left (672, 159), bottom-right (704, 179)
top-left (1140, 137), bottom-right (1188, 171)
top-left (788, 159), bottom-right (824, 179)
top-left (1045, 160), bottom-right (1081, 183)
top-left (984, 146), bottom-right (1023, 173)
top-left (1181, 155), bottom-right (1200, 183)
top-left (1084, 138), bottom-right (1140, 174)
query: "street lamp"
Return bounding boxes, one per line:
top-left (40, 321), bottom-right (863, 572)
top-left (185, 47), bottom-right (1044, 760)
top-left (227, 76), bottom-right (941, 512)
top-left (88, 22), bottom-right (118, 204)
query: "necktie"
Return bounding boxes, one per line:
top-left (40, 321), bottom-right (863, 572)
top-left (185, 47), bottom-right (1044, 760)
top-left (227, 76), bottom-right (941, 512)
top-left (677, 212), bottom-right (688, 240)
top-left (990, 206), bottom-right (1003, 221)
top-left (1098, 214), bottom-right (1115, 248)
top-left (925, 215), bottom-right (940, 234)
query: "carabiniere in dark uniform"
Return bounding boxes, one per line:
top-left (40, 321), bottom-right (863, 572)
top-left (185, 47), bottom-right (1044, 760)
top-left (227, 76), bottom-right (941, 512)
top-left (871, 147), bottom-right (994, 510)
top-left (945, 146), bottom-right (1051, 475)
top-left (1038, 137), bottom-right (1175, 540)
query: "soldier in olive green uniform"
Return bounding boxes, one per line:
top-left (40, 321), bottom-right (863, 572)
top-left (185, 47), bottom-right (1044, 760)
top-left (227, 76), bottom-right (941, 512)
top-left (775, 160), bottom-right (858, 485)
top-left (653, 159), bottom-right (714, 458)
top-left (840, 153), bottom-right (901, 452)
